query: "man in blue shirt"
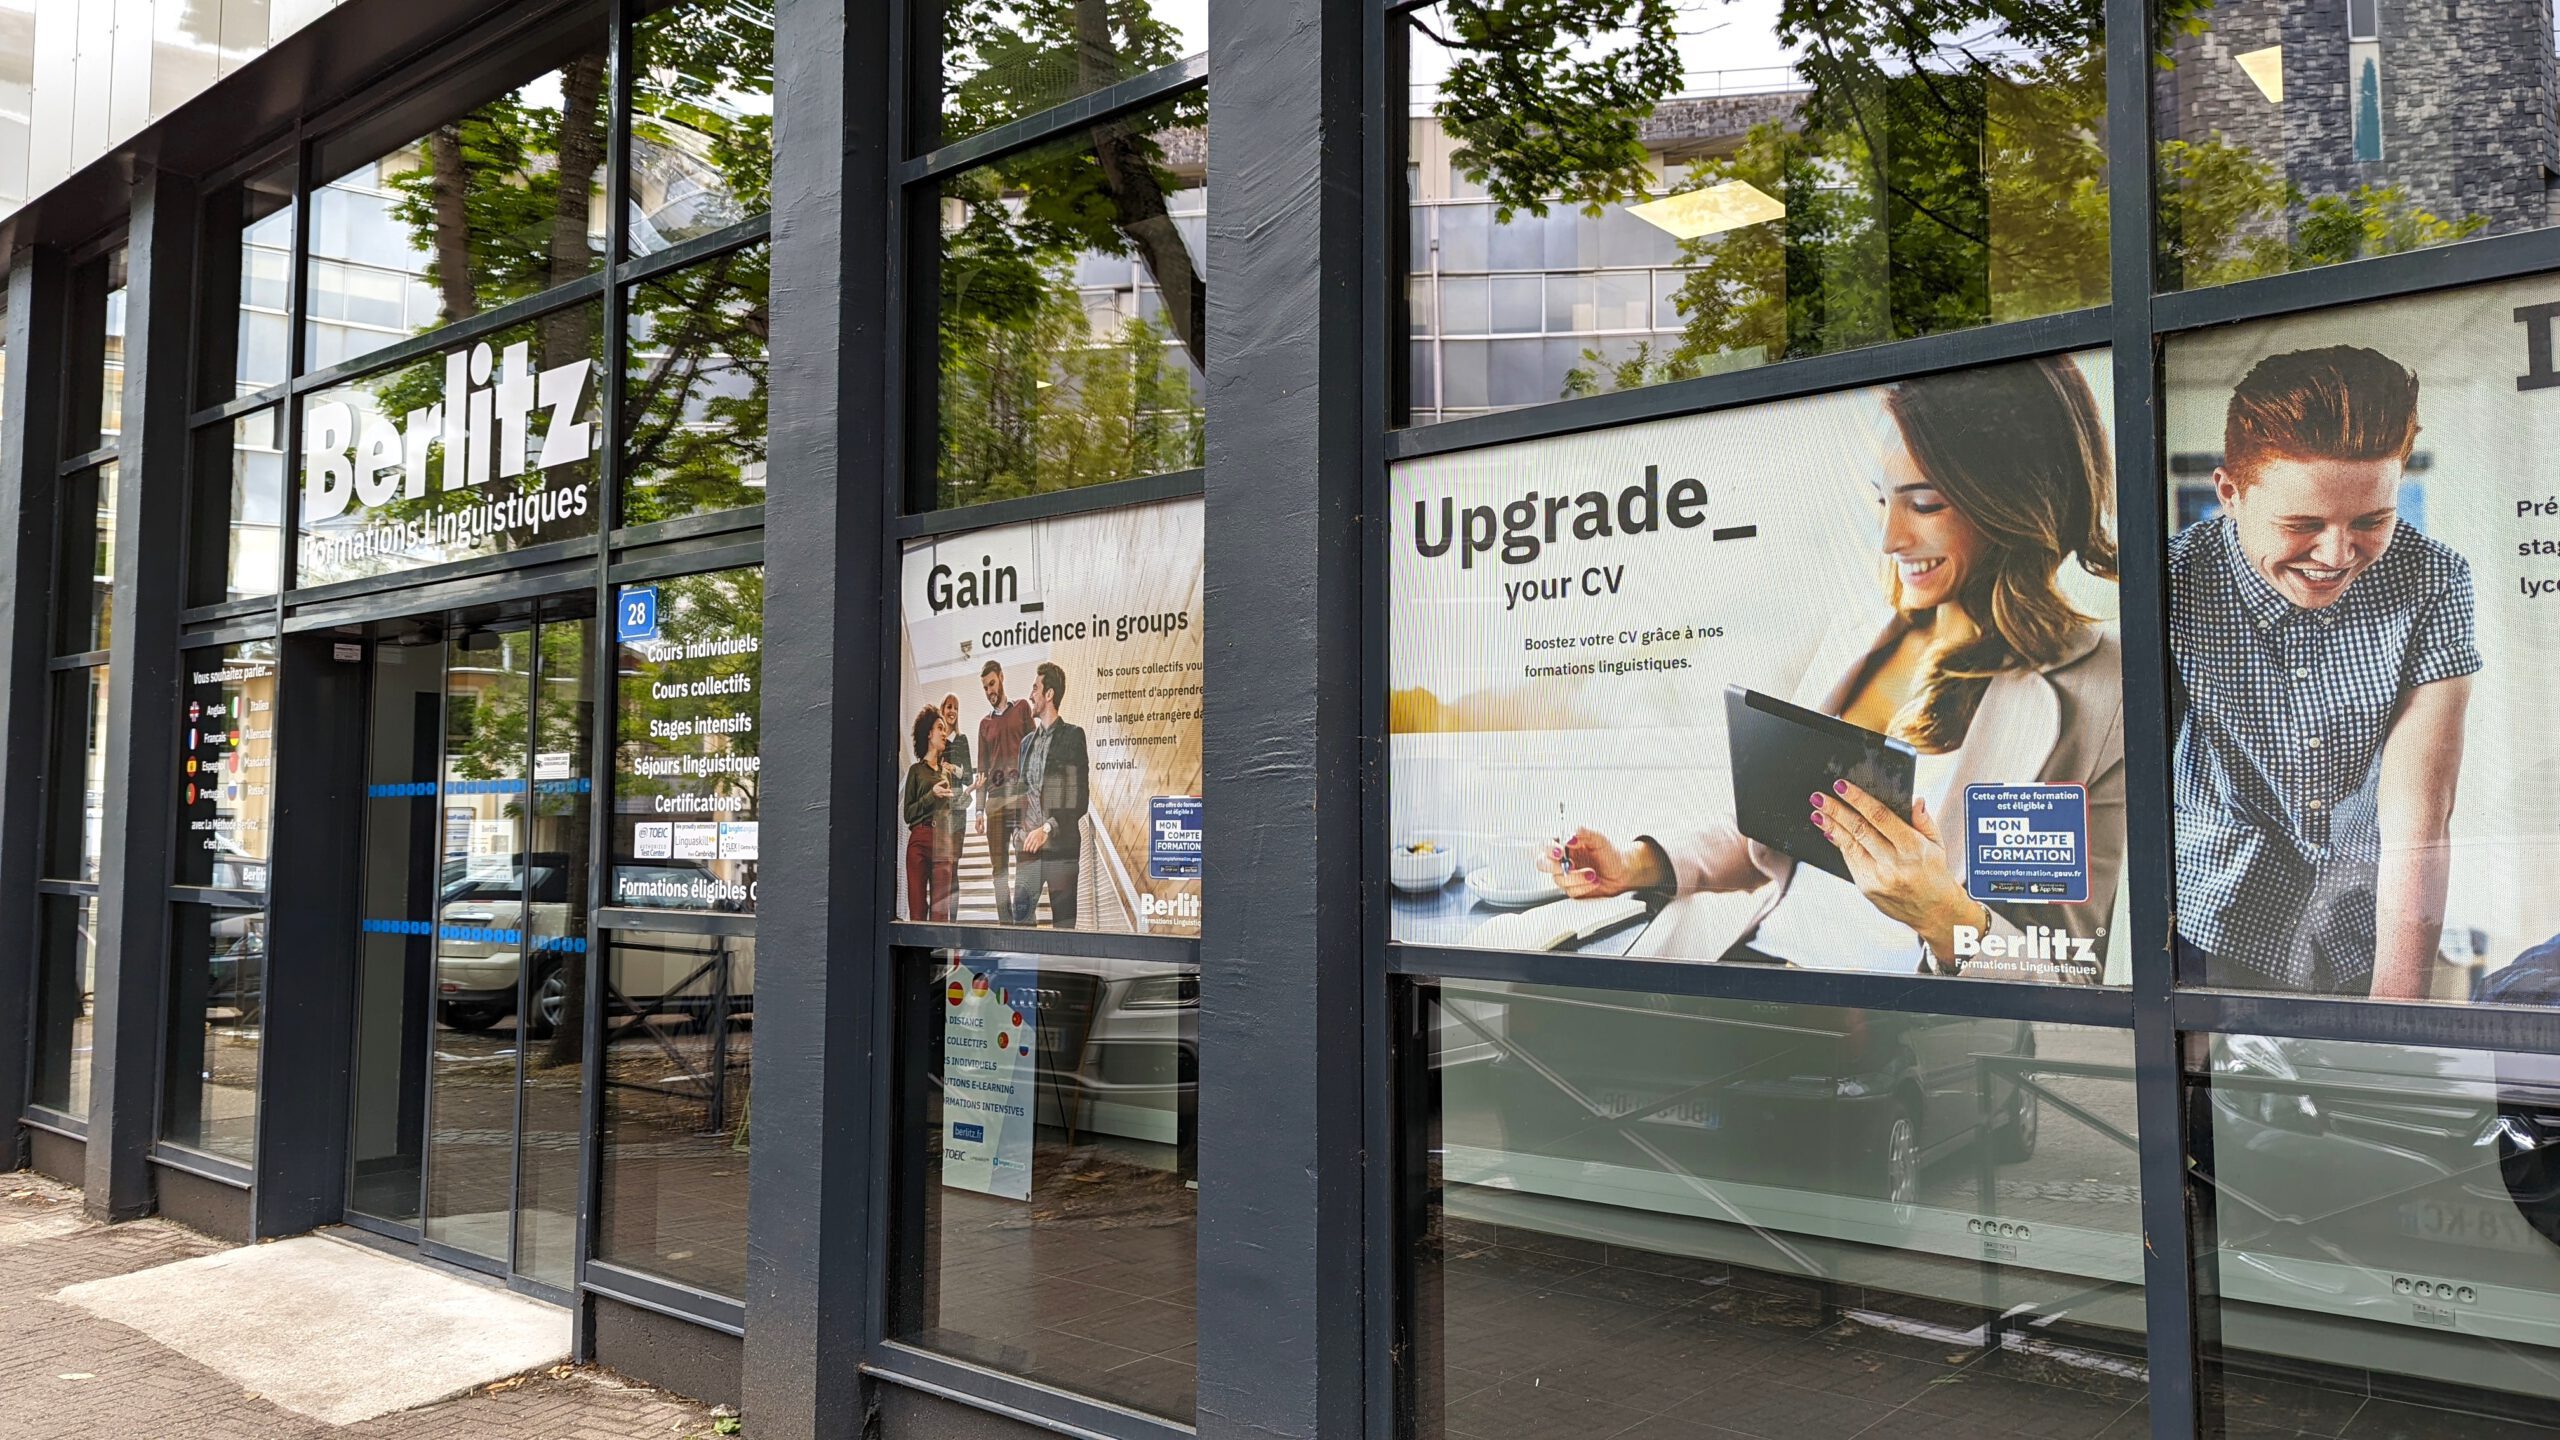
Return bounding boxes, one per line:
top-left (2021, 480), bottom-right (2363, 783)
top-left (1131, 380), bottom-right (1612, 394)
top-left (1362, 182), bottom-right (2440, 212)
top-left (2169, 345), bottom-right (2479, 998)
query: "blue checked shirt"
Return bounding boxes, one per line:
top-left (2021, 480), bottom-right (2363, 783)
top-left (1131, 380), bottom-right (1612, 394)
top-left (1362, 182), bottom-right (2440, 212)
top-left (2168, 516), bottom-right (2479, 992)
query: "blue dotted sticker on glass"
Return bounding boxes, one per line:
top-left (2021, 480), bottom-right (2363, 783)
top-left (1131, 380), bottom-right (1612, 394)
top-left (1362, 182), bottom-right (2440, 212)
top-left (1963, 783), bottom-right (2089, 905)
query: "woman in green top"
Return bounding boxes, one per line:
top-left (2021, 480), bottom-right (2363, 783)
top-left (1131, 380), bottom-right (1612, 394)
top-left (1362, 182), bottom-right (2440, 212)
top-left (903, 705), bottom-right (963, 920)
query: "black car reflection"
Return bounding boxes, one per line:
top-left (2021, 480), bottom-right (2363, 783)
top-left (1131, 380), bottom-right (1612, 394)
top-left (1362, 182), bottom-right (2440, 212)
top-left (1437, 988), bottom-right (2038, 1208)
top-left (2206, 1036), bottom-right (2560, 1315)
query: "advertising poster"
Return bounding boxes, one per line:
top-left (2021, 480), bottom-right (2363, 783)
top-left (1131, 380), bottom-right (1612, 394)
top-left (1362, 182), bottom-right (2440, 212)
top-left (612, 567), bottom-right (762, 913)
top-left (173, 642), bottom-right (277, 891)
top-left (2165, 277), bottom-right (2560, 1003)
top-left (896, 497), bottom-right (1203, 936)
top-left (941, 957), bottom-right (1038, 1201)
top-left (1390, 352), bottom-right (2126, 983)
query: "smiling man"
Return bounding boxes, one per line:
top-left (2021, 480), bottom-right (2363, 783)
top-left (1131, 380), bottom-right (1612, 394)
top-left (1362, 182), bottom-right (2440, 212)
top-left (2169, 345), bottom-right (2480, 998)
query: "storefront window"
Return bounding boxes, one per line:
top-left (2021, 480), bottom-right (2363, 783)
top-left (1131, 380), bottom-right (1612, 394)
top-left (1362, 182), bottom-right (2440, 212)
top-left (934, 96), bottom-right (1206, 509)
top-left (896, 497), bottom-right (1202, 933)
top-left (2155, 0), bottom-right (2560, 291)
top-left (610, 566), bottom-right (761, 913)
top-left (2164, 277), bottom-right (2560, 1002)
top-left (305, 42), bottom-right (611, 374)
top-left (188, 408), bottom-right (284, 605)
top-left (621, 242), bottom-right (768, 525)
top-left (2193, 1034), bottom-right (2560, 1430)
top-left (1411, 981), bottom-right (2144, 1436)
top-left (163, 902), bottom-right (266, 1161)
top-left (1400, 1), bottom-right (2107, 424)
top-left (1391, 353), bottom-right (2127, 984)
top-left (200, 162), bottom-right (294, 404)
top-left (173, 643), bottom-right (276, 889)
top-left (44, 665), bottom-right (108, 883)
top-left (891, 948), bottom-right (1199, 1420)
top-left (294, 300), bottom-right (603, 588)
top-left (56, 460), bottom-right (116, 652)
top-left (629, 0), bottom-right (773, 251)
top-left (95, 247), bottom-right (126, 444)
top-left (29, 895), bottom-right (98, 1118)
top-left (595, 927), bottom-right (753, 1296)
top-left (928, 0), bottom-right (1206, 151)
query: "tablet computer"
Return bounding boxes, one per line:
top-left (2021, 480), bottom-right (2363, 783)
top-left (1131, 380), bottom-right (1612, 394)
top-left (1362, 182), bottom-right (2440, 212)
top-left (1724, 685), bottom-right (1917, 882)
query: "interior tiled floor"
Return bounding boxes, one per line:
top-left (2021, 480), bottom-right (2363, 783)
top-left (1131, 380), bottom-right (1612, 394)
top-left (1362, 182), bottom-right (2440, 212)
top-left (914, 1133), bottom-right (1197, 1421)
top-left (1421, 1220), bottom-right (2560, 1440)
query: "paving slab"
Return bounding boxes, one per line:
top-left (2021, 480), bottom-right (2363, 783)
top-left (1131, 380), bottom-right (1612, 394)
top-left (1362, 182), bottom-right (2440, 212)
top-left (54, 1231), bottom-right (571, 1425)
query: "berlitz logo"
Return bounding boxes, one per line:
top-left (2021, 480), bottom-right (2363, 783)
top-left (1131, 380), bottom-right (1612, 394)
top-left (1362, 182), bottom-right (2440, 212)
top-left (1140, 891), bottom-right (1200, 919)
top-left (301, 338), bottom-right (594, 522)
top-left (1952, 922), bottom-right (2098, 969)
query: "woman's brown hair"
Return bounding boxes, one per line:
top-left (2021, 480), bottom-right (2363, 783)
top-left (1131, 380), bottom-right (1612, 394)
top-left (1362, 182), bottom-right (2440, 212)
top-left (1882, 355), bottom-right (2117, 753)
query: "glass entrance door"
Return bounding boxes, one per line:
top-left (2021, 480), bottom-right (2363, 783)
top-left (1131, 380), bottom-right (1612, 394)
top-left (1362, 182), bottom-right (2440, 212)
top-left (343, 597), bottom-right (593, 1294)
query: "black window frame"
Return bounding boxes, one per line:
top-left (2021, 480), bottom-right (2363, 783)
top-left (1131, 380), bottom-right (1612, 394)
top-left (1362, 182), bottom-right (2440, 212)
top-left (152, 0), bottom-right (776, 1319)
top-left (1366, 2), bottom-right (2560, 1439)
top-left (866, 8), bottom-right (1209, 1434)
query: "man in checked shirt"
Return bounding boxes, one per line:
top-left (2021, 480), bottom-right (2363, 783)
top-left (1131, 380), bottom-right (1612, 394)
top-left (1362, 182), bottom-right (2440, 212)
top-left (2169, 345), bottom-right (2479, 998)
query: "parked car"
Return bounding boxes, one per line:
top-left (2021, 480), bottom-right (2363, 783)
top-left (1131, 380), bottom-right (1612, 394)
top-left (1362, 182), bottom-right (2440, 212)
top-left (1433, 985), bottom-right (2037, 1210)
top-left (435, 856), bottom-right (755, 1035)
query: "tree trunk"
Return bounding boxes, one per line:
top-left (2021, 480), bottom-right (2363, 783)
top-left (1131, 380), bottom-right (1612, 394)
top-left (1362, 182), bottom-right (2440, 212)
top-left (429, 126), bottom-right (477, 323)
top-left (1072, 0), bottom-right (1205, 369)
top-left (543, 50), bottom-right (610, 369)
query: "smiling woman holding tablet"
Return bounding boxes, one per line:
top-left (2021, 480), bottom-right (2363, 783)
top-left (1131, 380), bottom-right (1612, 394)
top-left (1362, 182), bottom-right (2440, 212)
top-left (1543, 355), bottom-right (2125, 981)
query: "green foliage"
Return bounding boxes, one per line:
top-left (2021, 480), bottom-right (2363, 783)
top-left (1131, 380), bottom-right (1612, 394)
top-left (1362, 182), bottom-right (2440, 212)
top-left (943, 0), bottom-right (1189, 139)
top-left (2158, 138), bottom-right (2489, 288)
top-left (1425, 0), bottom-right (1684, 223)
top-left (624, 245), bottom-right (770, 525)
top-left (933, 5), bottom-right (1209, 506)
top-left (631, 0), bottom-right (776, 223)
top-left (385, 55), bottom-right (608, 322)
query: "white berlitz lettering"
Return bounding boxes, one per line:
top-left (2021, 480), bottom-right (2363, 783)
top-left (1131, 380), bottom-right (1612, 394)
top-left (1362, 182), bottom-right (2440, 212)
top-left (300, 340), bottom-right (594, 523)
top-left (1950, 922), bottom-right (2098, 968)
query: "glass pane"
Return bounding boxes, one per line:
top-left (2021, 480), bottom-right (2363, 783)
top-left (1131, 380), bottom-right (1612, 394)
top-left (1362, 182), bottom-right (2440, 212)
top-left (611, 566), bottom-right (762, 915)
top-left (895, 498), bottom-right (1204, 935)
top-left (1415, 981), bottom-right (2146, 1437)
top-left (930, 0), bottom-right (1206, 150)
top-left (1402, 0), bottom-right (2107, 423)
top-left (305, 44), bottom-right (610, 373)
top-left (188, 409), bottom-right (285, 605)
top-left (622, 242), bottom-right (769, 524)
top-left (63, 245), bottom-right (129, 448)
top-left (1389, 352), bottom-right (2128, 986)
top-left (892, 949), bottom-right (1198, 1421)
top-left (56, 460), bottom-right (116, 653)
top-left (174, 641), bottom-right (277, 889)
top-left (2164, 278), bottom-right (2560, 1002)
top-left (935, 95), bottom-right (1206, 509)
top-left (425, 619), bottom-right (533, 1263)
top-left (200, 161), bottom-right (294, 404)
top-left (517, 603), bottom-right (595, 1290)
top-left (44, 665), bottom-right (108, 883)
top-left (596, 927), bottom-right (753, 1297)
top-left (2157, 0), bottom-right (2560, 292)
top-left (629, 0), bottom-right (773, 252)
top-left (348, 634), bottom-right (443, 1229)
top-left (164, 902), bottom-right (266, 1161)
top-left (2194, 1035), bottom-right (2560, 1433)
top-left (30, 894), bottom-right (99, 1117)
top-left (295, 301), bottom-right (604, 587)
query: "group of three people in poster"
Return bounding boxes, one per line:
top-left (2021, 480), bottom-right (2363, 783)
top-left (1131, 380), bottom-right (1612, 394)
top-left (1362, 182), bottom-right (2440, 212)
top-left (904, 659), bottom-right (1091, 926)
top-left (1541, 343), bottom-right (2477, 1000)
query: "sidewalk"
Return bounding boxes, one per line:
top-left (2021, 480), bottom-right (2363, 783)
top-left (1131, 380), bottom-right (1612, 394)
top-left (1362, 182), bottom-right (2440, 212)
top-left (0, 1172), bottom-right (729, 1439)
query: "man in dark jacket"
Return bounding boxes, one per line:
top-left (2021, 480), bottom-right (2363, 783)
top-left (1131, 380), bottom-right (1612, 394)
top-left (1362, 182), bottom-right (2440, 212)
top-left (1013, 661), bottom-right (1089, 928)
top-left (974, 661), bottom-right (1034, 922)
